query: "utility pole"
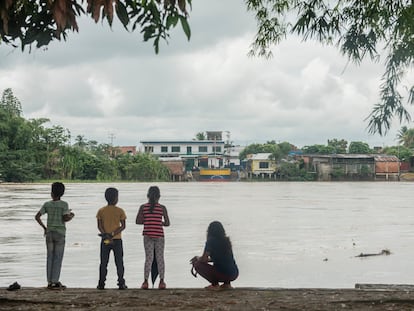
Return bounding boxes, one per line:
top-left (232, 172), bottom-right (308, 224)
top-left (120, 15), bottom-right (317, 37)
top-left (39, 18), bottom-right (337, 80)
top-left (108, 133), bottom-right (116, 146)
top-left (225, 131), bottom-right (231, 166)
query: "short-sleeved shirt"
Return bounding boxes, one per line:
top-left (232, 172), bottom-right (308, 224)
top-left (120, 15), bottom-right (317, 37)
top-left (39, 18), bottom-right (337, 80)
top-left (204, 237), bottom-right (239, 277)
top-left (96, 205), bottom-right (126, 239)
top-left (39, 199), bottom-right (70, 236)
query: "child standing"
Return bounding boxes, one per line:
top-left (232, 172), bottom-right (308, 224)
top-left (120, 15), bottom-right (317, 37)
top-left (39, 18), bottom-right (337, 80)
top-left (96, 187), bottom-right (127, 290)
top-left (136, 186), bottom-right (170, 289)
top-left (35, 182), bottom-right (74, 290)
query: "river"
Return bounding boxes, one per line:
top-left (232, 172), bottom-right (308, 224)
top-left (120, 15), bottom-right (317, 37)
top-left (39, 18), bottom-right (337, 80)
top-left (0, 182), bottom-right (413, 289)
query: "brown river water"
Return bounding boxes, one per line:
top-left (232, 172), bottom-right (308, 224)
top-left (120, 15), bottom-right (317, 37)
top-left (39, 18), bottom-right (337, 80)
top-left (0, 182), bottom-right (413, 289)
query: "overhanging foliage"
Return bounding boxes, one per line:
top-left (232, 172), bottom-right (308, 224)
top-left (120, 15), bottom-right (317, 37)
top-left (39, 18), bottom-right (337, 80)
top-left (0, 0), bottom-right (191, 53)
top-left (247, 0), bottom-right (414, 135)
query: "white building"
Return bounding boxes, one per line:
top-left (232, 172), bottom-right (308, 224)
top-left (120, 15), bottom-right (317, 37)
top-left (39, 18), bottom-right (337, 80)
top-left (139, 140), bottom-right (227, 170)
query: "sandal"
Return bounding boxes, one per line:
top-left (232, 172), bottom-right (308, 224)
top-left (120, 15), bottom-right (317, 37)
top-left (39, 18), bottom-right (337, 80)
top-left (7, 282), bottom-right (21, 291)
top-left (205, 284), bottom-right (220, 290)
top-left (49, 282), bottom-right (66, 290)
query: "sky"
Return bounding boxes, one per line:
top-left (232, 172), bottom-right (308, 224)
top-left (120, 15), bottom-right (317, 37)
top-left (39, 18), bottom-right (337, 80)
top-left (1, 1), bottom-right (412, 149)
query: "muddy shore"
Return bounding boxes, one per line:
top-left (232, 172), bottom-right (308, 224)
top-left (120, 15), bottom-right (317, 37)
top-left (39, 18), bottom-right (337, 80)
top-left (2, 286), bottom-right (414, 310)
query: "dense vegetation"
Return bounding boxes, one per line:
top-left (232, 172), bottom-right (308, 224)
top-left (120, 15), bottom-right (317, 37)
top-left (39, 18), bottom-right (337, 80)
top-left (1, 88), bottom-right (412, 182)
top-left (0, 88), bottom-right (170, 182)
top-left (239, 133), bottom-right (413, 181)
top-left (0, 0), bottom-right (191, 54)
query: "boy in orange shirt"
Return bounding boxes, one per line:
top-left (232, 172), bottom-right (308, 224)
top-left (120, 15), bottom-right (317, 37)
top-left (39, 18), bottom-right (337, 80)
top-left (96, 187), bottom-right (127, 290)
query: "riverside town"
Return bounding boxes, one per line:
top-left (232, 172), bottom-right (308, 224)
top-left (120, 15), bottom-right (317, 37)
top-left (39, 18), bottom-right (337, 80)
top-left (1, 88), bottom-right (414, 183)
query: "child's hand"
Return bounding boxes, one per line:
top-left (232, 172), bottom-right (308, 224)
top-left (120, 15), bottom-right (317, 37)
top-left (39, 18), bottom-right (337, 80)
top-left (99, 233), bottom-right (113, 245)
top-left (63, 212), bottom-right (74, 222)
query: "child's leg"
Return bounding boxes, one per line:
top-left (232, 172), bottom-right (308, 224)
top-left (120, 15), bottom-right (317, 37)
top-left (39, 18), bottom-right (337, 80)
top-left (50, 231), bottom-right (65, 283)
top-left (154, 237), bottom-right (165, 279)
top-left (193, 261), bottom-right (219, 285)
top-left (219, 272), bottom-right (238, 284)
top-left (45, 232), bottom-right (54, 284)
top-left (99, 241), bottom-right (111, 286)
top-left (143, 236), bottom-right (155, 280)
top-left (112, 239), bottom-right (125, 286)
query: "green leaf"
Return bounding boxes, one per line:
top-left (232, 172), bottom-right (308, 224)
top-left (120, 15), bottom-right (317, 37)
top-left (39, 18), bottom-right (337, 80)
top-left (166, 13), bottom-right (179, 29)
top-left (142, 25), bottom-right (156, 41)
top-left (179, 15), bottom-right (191, 40)
top-left (154, 36), bottom-right (160, 54)
top-left (116, 1), bottom-right (130, 28)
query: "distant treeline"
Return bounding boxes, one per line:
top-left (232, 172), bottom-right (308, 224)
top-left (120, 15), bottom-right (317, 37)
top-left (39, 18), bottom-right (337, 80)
top-left (1, 88), bottom-right (412, 182)
top-left (0, 89), bottom-right (169, 182)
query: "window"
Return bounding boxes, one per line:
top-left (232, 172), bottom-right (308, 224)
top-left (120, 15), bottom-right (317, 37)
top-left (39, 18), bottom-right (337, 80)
top-left (161, 146), bottom-right (168, 152)
top-left (187, 146), bottom-right (192, 154)
top-left (171, 146), bottom-right (180, 152)
top-left (259, 162), bottom-right (269, 169)
top-left (144, 146), bottom-right (154, 153)
top-left (199, 146), bottom-right (208, 152)
top-left (213, 146), bottom-right (222, 153)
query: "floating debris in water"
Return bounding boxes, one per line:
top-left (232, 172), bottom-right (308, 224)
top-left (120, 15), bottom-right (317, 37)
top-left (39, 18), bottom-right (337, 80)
top-left (355, 249), bottom-right (391, 258)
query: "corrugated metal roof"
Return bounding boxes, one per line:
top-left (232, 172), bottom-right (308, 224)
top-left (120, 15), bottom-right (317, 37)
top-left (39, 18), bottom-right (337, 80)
top-left (140, 140), bottom-right (225, 145)
top-left (300, 153), bottom-right (400, 161)
top-left (160, 161), bottom-right (184, 175)
top-left (158, 157), bottom-right (184, 162)
top-left (302, 154), bottom-right (374, 159)
top-left (249, 153), bottom-right (273, 160)
top-left (374, 155), bottom-right (399, 162)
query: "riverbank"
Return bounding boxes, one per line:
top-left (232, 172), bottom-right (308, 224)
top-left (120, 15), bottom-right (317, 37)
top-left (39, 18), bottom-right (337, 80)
top-left (2, 286), bottom-right (414, 310)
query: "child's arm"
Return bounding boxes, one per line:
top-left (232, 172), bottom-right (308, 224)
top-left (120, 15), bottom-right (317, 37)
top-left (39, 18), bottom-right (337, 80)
top-left (162, 205), bottom-right (170, 227)
top-left (97, 219), bottom-right (105, 234)
top-left (63, 210), bottom-right (75, 222)
top-left (35, 212), bottom-right (47, 236)
top-left (112, 219), bottom-right (126, 237)
top-left (136, 205), bottom-right (144, 224)
top-left (190, 251), bottom-right (210, 264)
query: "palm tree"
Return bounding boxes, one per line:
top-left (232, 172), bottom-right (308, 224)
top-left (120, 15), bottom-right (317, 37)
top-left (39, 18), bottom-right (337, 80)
top-left (74, 135), bottom-right (87, 150)
top-left (396, 126), bottom-right (408, 145)
top-left (397, 126), bottom-right (414, 148)
top-left (195, 132), bottom-right (206, 140)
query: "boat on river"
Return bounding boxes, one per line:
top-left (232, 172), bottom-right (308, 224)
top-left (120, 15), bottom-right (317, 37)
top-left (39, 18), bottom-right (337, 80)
top-left (199, 168), bottom-right (231, 181)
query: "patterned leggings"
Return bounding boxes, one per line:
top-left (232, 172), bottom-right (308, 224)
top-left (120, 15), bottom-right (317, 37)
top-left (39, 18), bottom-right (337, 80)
top-left (143, 235), bottom-right (165, 280)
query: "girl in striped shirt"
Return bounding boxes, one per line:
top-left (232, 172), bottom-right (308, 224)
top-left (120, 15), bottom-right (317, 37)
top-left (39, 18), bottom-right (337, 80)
top-left (136, 186), bottom-right (170, 289)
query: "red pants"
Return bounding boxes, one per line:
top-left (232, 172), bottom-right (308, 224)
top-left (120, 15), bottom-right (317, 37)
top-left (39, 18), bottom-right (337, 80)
top-left (193, 261), bottom-right (238, 285)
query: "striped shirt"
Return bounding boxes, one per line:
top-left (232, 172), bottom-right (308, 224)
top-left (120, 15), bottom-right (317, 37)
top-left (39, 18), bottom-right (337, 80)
top-left (142, 203), bottom-right (164, 238)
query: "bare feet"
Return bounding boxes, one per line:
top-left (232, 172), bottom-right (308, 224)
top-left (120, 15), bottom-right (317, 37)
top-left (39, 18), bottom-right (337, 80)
top-left (158, 280), bottom-right (166, 290)
top-left (141, 280), bottom-right (148, 290)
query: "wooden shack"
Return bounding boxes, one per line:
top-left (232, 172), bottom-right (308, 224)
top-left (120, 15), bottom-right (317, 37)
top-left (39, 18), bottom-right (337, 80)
top-left (374, 155), bottom-right (400, 180)
top-left (159, 158), bottom-right (185, 181)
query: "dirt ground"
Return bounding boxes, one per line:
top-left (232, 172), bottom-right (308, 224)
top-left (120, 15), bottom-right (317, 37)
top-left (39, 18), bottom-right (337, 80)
top-left (2, 286), bottom-right (414, 310)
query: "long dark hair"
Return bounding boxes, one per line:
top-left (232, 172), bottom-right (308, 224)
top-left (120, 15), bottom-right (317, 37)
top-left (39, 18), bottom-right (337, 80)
top-left (147, 186), bottom-right (160, 213)
top-left (207, 221), bottom-right (232, 251)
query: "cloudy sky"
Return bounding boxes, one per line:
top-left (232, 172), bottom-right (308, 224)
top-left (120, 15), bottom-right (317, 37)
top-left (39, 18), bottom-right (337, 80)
top-left (1, 1), bottom-right (412, 149)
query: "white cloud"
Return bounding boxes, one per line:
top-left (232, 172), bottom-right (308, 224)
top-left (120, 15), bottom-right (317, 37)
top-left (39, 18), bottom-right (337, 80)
top-left (0, 0), bottom-right (409, 149)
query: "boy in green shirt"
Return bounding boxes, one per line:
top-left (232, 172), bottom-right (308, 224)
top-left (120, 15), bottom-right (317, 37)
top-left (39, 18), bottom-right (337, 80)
top-left (35, 182), bottom-right (74, 289)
